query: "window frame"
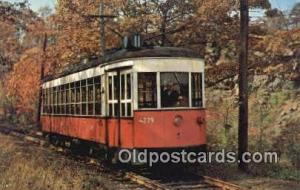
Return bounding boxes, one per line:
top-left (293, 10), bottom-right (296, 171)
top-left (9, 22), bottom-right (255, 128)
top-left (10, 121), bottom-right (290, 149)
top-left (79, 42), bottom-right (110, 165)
top-left (160, 72), bottom-right (190, 109)
top-left (87, 78), bottom-right (95, 115)
top-left (191, 72), bottom-right (203, 108)
top-left (94, 76), bottom-right (102, 116)
top-left (120, 70), bottom-right (132, 117)
top-left (137, 72), bottom-right (158, 110)
top-left (136, 71), bottom-right (204, 110)
top-left (107, 72), bottom-right (119, 117)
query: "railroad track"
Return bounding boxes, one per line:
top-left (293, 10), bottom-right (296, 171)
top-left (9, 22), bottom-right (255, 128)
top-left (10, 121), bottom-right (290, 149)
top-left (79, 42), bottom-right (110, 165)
top-left (125, 171), bottom-right (245, 190)
top-left (0, 125), bottom-right (247, 190)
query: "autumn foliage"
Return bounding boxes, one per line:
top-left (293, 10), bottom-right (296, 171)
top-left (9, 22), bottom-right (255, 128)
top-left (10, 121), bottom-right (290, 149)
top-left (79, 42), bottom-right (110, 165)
top-left (5, 48), bottom-right (42, 115)
top-left (0, 0), bottom-right (299, 122)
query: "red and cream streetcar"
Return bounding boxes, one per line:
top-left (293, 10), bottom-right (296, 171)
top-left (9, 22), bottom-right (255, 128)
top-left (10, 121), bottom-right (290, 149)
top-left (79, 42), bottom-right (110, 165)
top-left (41, 44), bottom-right (206, 162)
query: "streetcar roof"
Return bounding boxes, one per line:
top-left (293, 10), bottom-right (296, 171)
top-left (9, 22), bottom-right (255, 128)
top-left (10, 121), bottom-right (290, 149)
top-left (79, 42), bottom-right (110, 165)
top-left (43, 46), bottom-right (202, 83)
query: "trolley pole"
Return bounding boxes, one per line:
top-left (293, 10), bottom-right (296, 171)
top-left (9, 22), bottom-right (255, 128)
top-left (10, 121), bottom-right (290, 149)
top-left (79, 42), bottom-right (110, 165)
top-left (238, 0), bottom-right (249, 171)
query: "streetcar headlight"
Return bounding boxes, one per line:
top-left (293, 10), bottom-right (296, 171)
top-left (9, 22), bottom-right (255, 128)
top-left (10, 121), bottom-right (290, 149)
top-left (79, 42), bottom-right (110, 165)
top-left (174, 115), bottom-right (183, 127)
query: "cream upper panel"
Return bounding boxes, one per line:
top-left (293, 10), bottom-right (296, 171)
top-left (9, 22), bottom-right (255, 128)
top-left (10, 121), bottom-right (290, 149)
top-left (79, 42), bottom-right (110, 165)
top-left (42, 57), bottom-right (204, 89)
top-left (42, 66), bottom-right (104, 89)
top-left (132, 58), bottom-right (204, 73)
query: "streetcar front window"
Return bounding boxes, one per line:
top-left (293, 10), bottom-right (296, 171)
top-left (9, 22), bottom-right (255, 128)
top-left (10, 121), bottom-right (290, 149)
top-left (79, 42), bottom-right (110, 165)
top-left (161, 72), bottom-right (189, 108)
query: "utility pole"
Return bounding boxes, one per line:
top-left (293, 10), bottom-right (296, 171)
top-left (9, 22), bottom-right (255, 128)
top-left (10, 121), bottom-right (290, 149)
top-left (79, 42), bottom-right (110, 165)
top-left (238, 0), bottom-right (249, 171)
top-left (99, 2), bottom-right (105, 57)
top-left (88, 2), bottom-right (116, 57)
top-left (37, 33), bottom-right (47, 126)
top-left (97, 1), bottom-right (116, 57)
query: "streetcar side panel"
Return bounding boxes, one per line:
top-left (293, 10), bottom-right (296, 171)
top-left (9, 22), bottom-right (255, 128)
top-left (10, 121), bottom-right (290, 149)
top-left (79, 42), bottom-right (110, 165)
top-left (133, 109), bottom-right (206, 149)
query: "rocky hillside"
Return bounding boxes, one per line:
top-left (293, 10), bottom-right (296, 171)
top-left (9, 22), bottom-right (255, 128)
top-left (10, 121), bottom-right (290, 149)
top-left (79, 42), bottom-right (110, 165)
top-left (206, 73), bottom-right (300, 178)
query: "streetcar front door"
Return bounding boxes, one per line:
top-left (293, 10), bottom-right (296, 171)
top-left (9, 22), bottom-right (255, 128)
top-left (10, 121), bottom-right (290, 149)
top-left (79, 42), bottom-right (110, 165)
top-left (106, 70), bottom-right (132, 147)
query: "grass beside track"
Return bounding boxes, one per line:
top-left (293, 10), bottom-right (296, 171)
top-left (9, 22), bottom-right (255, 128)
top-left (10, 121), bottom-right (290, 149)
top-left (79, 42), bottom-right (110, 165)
top-left (0, 134), bottom-right (135, 190)
top-left (0, 134), bottom-right (89, 190)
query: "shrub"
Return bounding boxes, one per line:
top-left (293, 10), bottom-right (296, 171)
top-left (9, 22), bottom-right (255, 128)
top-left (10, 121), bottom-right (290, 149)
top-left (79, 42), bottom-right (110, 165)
top-left (273, 121), bottom-right (300, 169)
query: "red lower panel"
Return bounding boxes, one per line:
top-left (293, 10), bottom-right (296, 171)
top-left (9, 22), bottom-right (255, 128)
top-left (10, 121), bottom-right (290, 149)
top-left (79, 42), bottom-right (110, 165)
top-left (41, 116), bottom-right (135, 148)
top-left (41, 109), bottom-right (206, 150)
top-left (133, 109), bottom-right (206, 148)
top-left (120, 119), bottom-right (134, 148)
top-left (41, 116), bottom-right (106, 144)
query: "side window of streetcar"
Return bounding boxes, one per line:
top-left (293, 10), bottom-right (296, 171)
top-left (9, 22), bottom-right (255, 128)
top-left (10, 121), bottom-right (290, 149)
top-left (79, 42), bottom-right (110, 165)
top-left (53, 86), bottom-right (58, 114)
top-left (75, 81), bottom-right (81, 115)
top-left (138, 73), bottom-right (157, 109)
top-left (57, 86), bottom-right (61, 114)
top-left (160, 72), bottom-right (189, 108)
top-left (66, 83), bottom-right (70, 115)
top-left (70, 82), bottom-right (75, 115)
top-left (43, 76), bottom-right (103, 116)
top-left (87, 78), bottom-right (94, 115)
top-left (192, 73), bottom-right (203, 107)
top-left (49, 88), bottom-right (52, 114)
top-left (61, 85), bottom-right (65, 114)
top-left (81, 80), bottom-right (87, 115)
top-left (94, 76), bottom-right (102, 115)
top-left (126, 73), bottom-right (132, 116)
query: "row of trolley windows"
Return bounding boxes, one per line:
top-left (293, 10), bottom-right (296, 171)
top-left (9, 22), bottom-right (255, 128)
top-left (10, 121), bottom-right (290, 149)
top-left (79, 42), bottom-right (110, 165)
top-left (138, 72), bottom-right (203, 109)
top-left (42, 77), bottom-right (102, 116)
top-left (42, 72), bottom-right (202, 115)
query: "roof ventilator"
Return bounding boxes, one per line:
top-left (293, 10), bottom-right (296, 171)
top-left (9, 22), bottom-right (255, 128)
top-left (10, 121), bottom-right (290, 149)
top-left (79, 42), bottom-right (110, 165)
top-left (123, 34), bottom-right (142, 50)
